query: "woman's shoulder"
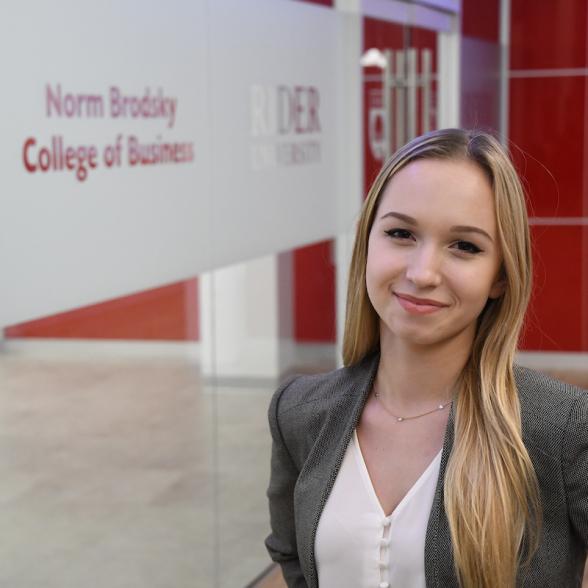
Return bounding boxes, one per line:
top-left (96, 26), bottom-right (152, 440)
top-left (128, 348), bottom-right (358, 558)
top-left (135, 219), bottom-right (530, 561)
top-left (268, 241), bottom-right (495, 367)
top-left (272, 353), bottom-right (379, 417)
top-left (514, 364), bottom-right (587, 406)
top-left (514, 364), bottom-right (588, 443)
top-left (267, 354), bottom-right (378, 466)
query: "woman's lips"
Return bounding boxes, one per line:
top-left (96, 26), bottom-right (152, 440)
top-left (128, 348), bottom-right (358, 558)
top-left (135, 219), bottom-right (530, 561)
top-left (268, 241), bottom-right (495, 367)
top-left (394, 292), bottom-right (448, 315)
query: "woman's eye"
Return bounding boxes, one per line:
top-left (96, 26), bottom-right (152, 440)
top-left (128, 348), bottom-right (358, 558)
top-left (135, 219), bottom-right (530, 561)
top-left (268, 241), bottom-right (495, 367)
top-left (384, 228), bottom-right (413, 240)
top-left (453, 240), bottom-right (482, 254)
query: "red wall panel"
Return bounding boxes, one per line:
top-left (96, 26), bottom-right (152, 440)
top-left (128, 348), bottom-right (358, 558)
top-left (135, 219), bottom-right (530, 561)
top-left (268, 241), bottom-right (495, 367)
top-left (521, 226), bottom-right (584, 351)
top-left (293, 240), bottom-right (336, 342)
top-left (510, 76), bottom-right (586, 218)
top-left (584, 227), bottom-right (588, 350)
top-left (509, 2), bottom-right (588, 352)
top-left (462, 0), bottom-right (499, 42)
top-left (511, 0), bottom-right (588, 70)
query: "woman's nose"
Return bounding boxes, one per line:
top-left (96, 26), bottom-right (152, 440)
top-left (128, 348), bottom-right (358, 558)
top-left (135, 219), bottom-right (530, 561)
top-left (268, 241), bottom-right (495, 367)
top-left (405, 246), bottom-right (442, 288)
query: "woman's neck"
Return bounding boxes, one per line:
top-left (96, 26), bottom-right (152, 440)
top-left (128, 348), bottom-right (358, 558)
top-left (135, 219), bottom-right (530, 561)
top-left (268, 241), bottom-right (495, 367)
top-left (375, 328), bottom-right (473, 411)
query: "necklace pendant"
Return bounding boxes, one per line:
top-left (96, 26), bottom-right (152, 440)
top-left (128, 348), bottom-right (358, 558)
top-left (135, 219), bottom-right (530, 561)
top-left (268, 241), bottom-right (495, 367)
top-left (397, 417), bottom-right (404, 422)
top-left (438, 404), bottom-right (444, 410)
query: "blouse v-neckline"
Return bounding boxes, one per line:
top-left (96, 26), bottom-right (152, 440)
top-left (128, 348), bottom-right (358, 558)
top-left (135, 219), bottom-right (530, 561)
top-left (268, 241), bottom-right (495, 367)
top-left (353, 429), bottom-right (443, 518)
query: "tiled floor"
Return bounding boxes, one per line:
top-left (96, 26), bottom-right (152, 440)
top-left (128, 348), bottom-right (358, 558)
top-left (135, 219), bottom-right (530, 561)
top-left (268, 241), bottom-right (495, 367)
top-left (0, 349), bottom-right (278, 588)
top-left (0, 347), bottom-right (585, 588)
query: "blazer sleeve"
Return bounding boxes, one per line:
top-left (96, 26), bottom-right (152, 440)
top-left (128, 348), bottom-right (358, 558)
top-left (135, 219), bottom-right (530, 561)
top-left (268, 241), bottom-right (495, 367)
top-left (562, 392), bottom-right (588, 550)
top-left (264, 376), bottom-right (309, 588)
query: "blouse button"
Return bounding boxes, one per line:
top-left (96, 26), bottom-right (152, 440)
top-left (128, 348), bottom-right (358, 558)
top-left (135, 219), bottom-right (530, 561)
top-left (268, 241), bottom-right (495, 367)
top-left (379, 582), bottom-right (390, 588)
top-left (382, 518), bottom-right (391, 528)
top-left (379, 538), bottom-right (390, 548)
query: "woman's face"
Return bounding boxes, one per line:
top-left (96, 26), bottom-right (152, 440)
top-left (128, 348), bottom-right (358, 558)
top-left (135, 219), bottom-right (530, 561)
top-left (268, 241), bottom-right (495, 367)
top-left (366, 157), bottom-right (504, 349)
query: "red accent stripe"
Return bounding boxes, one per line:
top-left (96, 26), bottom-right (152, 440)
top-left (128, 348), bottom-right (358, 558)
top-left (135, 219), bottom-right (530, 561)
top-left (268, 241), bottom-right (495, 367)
top-left (5, 279), bottom-right (199, 341)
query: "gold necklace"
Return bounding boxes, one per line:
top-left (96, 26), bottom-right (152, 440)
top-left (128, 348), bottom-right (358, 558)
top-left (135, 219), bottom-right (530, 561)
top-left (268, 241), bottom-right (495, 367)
top-left (374, 389), bottom-right (453, 422)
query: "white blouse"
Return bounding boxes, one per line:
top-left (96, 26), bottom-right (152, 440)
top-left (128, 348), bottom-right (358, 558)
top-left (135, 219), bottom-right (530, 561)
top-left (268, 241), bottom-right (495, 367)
top-left (315, 429), bottom-right (442, 588)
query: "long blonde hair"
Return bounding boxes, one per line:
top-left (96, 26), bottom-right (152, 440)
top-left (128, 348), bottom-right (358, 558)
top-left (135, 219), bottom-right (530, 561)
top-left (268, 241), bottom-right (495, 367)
top-left (343, 128), bottom-right (541, 587)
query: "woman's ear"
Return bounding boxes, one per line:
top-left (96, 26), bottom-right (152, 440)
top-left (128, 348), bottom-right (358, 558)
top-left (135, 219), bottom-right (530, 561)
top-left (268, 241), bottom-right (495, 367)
top-left (489, 269), bottom-right (506, 299)
top-left (489, 280), bottom-right (506, 299)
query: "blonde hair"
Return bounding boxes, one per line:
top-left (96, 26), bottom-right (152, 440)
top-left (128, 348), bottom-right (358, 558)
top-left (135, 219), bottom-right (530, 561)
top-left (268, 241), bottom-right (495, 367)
top-left (343, 128), bottom-right (541, 587)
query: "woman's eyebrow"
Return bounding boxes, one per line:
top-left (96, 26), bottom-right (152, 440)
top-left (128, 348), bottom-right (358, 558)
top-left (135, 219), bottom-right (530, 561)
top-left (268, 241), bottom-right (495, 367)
top-left (450, 225), bottom-right (493, 242)
top-left (379, 211), bottom-right (417, 224)
top-left (379, 212), bottom-right (493, 242)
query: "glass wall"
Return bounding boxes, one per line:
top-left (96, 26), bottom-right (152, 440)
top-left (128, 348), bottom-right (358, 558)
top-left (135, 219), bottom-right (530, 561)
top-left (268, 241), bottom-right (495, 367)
top-left (0, 1), bottom-right (368, 585)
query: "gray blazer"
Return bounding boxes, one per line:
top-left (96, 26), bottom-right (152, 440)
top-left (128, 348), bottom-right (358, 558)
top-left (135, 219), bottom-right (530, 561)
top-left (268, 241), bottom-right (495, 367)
top-left (265, 353), bottom-right (588, 587)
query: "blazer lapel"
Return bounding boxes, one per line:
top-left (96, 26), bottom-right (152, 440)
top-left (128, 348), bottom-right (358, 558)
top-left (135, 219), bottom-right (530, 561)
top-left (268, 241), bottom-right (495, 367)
top-left (295, 354), bottom-right (379, 588)
top-left (424, 401), bottom-right (458, 587)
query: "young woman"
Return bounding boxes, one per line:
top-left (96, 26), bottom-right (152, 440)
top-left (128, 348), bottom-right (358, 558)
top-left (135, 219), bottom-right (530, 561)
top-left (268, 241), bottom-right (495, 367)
top-left (265, 128), bottom-right (588, 588)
